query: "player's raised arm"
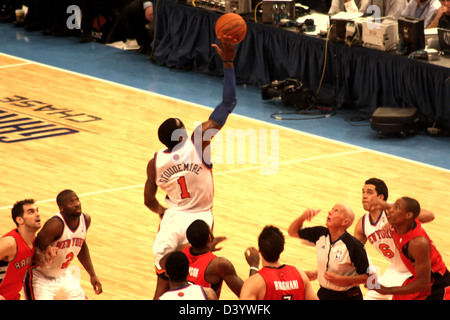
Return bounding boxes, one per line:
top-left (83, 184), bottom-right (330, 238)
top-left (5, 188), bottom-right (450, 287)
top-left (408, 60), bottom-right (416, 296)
top-left (208, 36), bottom-right (238, 131)
top-left (192, 36), bottom-right (239, 161)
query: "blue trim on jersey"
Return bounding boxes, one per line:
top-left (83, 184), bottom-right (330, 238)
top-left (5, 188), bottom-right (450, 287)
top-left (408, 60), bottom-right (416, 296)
top-left (362, 213), bottom-right (366, 236)
top-left (190, 135), bottom-right (213, 170)
top-left (163, 137), bottom-right (188, 154)
top-left (153, 152), bottom-right (158, 184)
top-left (362, 211), bottom-right (384, 237)
top-left (165, 283), bottom-right (191, 293)
top-left (56, 212), bottom-right (87, 233)
top-left (200, 285), bottom-right (209, 300)
top-left (368, 210), bottom-right (385, 226)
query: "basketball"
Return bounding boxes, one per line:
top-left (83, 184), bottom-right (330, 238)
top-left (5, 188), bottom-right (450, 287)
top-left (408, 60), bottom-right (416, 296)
top-left (215, 13), bottom-right (247, 44)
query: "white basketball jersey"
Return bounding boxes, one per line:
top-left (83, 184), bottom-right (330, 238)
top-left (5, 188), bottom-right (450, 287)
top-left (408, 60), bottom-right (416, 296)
top-left (154, 138), bottom-right (213, 213)
top-left (362, 211), bottom-right (408, 272)
top-left (38, 212), bottom-right (87, 278)
top-left (159, 284), bottom-right (208, 300)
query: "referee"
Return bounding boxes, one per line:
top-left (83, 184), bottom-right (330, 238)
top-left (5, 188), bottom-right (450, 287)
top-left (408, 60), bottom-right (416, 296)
top-left (288, 204), bottom-right (370, 300)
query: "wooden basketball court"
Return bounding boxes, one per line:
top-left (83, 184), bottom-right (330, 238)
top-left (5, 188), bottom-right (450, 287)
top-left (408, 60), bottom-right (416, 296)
top-left (1, 52), bottom-right (449, 300)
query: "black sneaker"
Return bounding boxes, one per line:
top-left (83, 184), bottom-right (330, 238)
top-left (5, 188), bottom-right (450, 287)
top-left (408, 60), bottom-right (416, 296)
top-left (0, 13), bottom-right (15, 23)
top-left (42, 25), bottom-right (58, 35)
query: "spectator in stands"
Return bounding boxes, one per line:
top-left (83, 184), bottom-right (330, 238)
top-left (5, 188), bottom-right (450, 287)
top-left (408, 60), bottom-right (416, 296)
top-left (121, 0), bottom-right (154, 54)
top-left (360, 0), bottom-right (407, 18)
top-left (41, 0), bottom-right (80, 37)
top-left (20, 0), bottom-right (81, 36)
top-left (299, 0), bottom-right (331, 14)
top-left (0, 0), bottom-right (24, 23)
top-left (329, 0), bottom-right (407, 18)
top-left (22, 0), bottom-right (55, 32)
top-left (428, 0), bottom-right (450, 28)
top-left (401, 0), bottom-right (442, 28)
top-left (328, 0), bottom-right (362, 15)
top-left (79, 0), bottom-right (133, 43)
top-left (22, 0), bottom-right (132, 41)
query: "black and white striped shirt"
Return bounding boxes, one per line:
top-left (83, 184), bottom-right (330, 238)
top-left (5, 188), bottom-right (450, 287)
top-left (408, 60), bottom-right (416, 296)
top-left (299, 226), bottom-right (370, 292)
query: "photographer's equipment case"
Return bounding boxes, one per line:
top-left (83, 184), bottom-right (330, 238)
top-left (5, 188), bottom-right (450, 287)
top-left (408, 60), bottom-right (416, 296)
top-left (261, 79), bottom-right (314, 110)
top-left (370, 107), bottom-right (419, 137)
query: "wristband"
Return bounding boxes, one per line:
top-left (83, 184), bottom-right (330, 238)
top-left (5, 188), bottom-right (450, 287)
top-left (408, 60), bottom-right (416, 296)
top-left (208, 68), bottom-right (237, 126)
top-left (250, 267), bottom-right (259, 272)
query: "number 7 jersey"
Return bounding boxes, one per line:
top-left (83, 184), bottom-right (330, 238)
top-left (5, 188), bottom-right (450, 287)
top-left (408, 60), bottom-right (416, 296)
top-left (154, 137), bottom-right (214, 213)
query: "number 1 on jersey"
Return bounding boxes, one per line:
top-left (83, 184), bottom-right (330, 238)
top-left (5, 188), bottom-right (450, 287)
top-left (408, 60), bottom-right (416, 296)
top-left (177, 176), bottom-right (191, 199)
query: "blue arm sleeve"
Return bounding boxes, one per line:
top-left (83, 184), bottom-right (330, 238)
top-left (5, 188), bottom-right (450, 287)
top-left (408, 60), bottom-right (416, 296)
top-left (209, 67), bottom-right (237, 127)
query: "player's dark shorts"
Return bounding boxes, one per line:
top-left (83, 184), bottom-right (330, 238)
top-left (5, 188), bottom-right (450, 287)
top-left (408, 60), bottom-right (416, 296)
top-left (318, 286), bottom-right (363, 300)
top-left (428, 269), bottom-right (450, 300)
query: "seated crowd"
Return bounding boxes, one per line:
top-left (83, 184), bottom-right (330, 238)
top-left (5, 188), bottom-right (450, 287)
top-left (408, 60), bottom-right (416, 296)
top-left (1, 0), bottom-right (449, 53)
top-left (0, 0), bottom-right (154, 54)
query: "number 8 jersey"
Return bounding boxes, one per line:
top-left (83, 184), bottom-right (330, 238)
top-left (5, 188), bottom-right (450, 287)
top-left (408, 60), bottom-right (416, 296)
top-left (154, 137), bottom-right (213, 213)
top-left (37, 212), bottom-right (87, 278)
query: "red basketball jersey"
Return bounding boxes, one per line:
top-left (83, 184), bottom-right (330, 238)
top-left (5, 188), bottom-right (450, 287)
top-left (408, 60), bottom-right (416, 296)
top-left (393, 220), bottom-right (448, 300)
top-left (182, 247), bottom-right (221, 294)
top-left (258, 265), bottom-right (306, 300)
top-left (0, 229), bottom-right (34, 300)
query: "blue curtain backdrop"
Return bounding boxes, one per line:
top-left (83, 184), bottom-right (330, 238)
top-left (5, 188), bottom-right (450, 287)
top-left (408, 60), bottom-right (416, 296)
top-left (152, 0), bottom-right (450, 128)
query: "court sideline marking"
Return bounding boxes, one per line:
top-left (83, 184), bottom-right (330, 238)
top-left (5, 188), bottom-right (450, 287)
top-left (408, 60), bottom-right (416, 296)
top-left (0, 61), bottom-right (31, 69)
top-left (1, 53), bottom-right (448, 173)
top-left (0, 149), bottom-right (364, 210)
top-left (0, 53), bottom-right (364, 210)
top-left (1, 52), bottom-right (448, 208)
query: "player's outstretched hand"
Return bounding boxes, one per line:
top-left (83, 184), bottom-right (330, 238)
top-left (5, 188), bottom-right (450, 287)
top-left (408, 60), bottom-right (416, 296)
top-left (91, 275), bottom-right (103, 295)
top-left (301, 208), bottom-right (321, 222)
top-left (244, 247), bottom-right (260, 268)
top-left (38, 246), bottom-right (59, 268)
top-left (210, 235), bottom-right (227, 252)
top-left (211, 35), bottom-right (237, 62)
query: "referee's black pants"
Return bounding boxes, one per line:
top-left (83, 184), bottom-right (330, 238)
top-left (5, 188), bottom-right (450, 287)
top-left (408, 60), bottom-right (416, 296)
top-left (318, 286), bottom-right (363, 300)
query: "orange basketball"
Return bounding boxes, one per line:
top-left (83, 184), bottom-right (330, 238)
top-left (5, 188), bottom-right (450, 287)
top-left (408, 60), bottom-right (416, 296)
top-left (215, 13), bottom-right (247, 44)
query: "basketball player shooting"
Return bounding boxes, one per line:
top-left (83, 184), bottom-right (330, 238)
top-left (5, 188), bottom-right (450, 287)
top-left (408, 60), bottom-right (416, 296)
top-left (144, 34), bottom-right (242, 299)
